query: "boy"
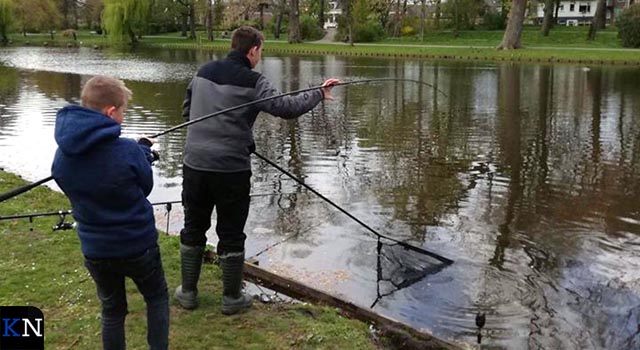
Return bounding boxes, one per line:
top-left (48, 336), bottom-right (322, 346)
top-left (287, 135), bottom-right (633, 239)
top-left (51, 76), bottom-right (168, 350)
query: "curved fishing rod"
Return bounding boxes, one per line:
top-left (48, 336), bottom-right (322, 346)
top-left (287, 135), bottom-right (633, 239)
top-left (0, 78), bottom-right (446, 204)
top-left (150, 78), bottom-right (447, 138)
top-left (252, 151), bottom-right (454, 265)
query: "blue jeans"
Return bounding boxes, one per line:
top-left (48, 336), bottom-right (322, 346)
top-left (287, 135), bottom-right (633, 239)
top-left (84, 244), bottom-right (169, 350)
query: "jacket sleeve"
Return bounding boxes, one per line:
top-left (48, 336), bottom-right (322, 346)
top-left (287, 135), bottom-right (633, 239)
top-left (131, 142), bottom-right (154, 196)
top-left (182, 79), bottom-right (193, 121)
top-left (254, 75), bottom-right (324, 119)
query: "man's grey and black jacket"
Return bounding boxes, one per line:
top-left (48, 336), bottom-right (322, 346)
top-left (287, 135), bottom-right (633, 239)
top-left (182, 50), bottom-right (324, 173)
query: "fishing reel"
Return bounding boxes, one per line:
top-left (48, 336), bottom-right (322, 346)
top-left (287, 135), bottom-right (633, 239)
top-left (53, 211), bottom-right (75, 231)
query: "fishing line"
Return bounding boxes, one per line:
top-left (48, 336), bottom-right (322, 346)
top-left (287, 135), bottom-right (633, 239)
top-left (0, 78), bottom-right (445, 203)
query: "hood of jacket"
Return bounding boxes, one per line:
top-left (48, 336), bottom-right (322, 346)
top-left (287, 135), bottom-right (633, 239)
top-left (55, 105), bottom-right (121, 156)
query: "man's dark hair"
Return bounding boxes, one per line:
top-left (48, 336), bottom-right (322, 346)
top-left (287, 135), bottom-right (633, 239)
top-left (231, 26), bottom-right (264, 54)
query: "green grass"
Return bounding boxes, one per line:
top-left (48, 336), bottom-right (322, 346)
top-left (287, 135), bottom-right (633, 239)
top-left (0, 170), bottom-right (381, 350)
top-left (2, 27), bottom-right (639, 65)
top-left (382, 26), bottom-right (622, 48)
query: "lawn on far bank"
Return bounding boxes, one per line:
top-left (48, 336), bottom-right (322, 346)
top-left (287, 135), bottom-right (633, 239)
top-left (0, 170), bottom-right (382, 350)
top-left (2, 26), bottom-right (639, 65)
top-left (379, 25), bottom-right (622, 48)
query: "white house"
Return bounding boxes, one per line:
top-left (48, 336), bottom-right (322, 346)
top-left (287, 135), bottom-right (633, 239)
top-left (324, 1), bottom-right (342, 29)
top-left (535, 0), bottom-right (612, 25)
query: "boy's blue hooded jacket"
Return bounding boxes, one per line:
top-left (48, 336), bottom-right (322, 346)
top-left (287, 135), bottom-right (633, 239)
top-left (52, 105), bottom-right (157, 259)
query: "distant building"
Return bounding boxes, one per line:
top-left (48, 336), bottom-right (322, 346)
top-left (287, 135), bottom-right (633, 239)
top-left (324, 1), bottom-right (342, 29)
top-left (535, 0), bottom-right (633, 25)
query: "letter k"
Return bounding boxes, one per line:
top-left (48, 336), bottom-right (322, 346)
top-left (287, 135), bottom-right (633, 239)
top-left (2, 318), bottom-right (21, 337)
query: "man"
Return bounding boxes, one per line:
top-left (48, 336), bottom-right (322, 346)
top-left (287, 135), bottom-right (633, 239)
top-left (176, 26), bottom-right (339, 315)
top-left (52, 76), bottom-right (168, 350)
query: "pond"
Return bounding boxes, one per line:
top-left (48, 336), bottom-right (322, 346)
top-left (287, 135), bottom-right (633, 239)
top-left (1, 46), bottom-right (639, 349)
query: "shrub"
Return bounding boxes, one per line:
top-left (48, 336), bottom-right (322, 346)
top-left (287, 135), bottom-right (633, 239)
top-left (300, 15), bottom-right (324, 40)
top-left (617, 4), bottom-right (640, 48)
top-left (401, 25), bottom-right (416, 36)
top-left (354, 20), bottom-right (385, 42)
top-left (266, 15), bottom-right (288, 38)
top-left (227, 20), bottom-right (260, 32)
top-left (61, 29), bottom-right (77, 38)
top-left (482, 11), bottom-right (505, 30)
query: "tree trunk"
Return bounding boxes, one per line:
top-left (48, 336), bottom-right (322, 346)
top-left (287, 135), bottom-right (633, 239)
top-left (597, 1), bottom-right (606, 29)
top-left (434, 0), bottom-right (441, 29)
top-left (288, 0), bottom-right (301, 43)
top-left (275, 8), bottom-right (283, 39)
top-left (128, 27), bottom-right (138, 44)
top-left (393, 0), bottom-right (401, 37)
top-left (206, 0), bottom-right (214, 41)
top-left (61, 0), bottom-right (69, 28)
top-left (189, 5), bottom-right (196, 39)
top-left (319, 0), bottom-right (325, 28)
top-left (344, 0), bottom-right (354, 45)
top-left (541, 0), bottom-right (555, 36)
top-left (554, 0), bottom-right (560, 22)
top-left (497, 0), bottom-right (526, 49)
top-left (453, 0), bottom-right (459, 36)
top-left (259, 5), bottom-right (265, 30)
top-left (73, 0), bottom-right (79, 29)
top-left (588, 0), bottom-right (606, 40)
top-left (420, 0), bottom-right (426, 41)
top-left (181, 13), bottom-right (187, 37)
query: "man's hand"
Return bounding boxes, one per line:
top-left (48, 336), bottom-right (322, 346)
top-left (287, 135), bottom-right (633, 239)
top-left (321, 78), bottom-right (341, 101)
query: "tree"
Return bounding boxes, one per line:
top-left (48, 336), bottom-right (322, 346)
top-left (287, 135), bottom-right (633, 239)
top-left (83, 0), bottom-right (104, 32)
top-left (433, 0), bottom-right (441, 29)
top-left (14, 0), bottom-right (61, 36)
top-left (175, 0), bottom-right (196, 39)
top-left (419, 0), bottom-right (426, 40)
top-left (0, 0), bottom-right (14, 44)
top-left (617, 4), bottom-right (640, 48)
top-left (273, 0), bottom-right (286, 39)
top-left (56, 0), bottom-right (81, 29)
top-left (206, 0), bottom-right (214, 41)
top-left (370, 0), bottom-right (393, 30)
top-left (587, 0), bottom-right (606, 40)
top-left (497, 0), bottom-right (526, 49)
top-left (289, 0), bottom-right (301, 43)
top-left (103, 0), bottom-right (151, 44)
top-left (541, 0), bottom-right (554, 36)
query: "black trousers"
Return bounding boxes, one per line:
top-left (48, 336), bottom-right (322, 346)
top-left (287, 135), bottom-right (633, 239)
top-left (180, 165), bottom-right (251, 256)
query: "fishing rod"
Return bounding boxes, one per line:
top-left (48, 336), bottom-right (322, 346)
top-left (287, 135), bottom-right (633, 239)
top-left (253, 151), bottom-right (454, 265)
top-left (0, 192), bottom-right (306, 222)
top-left (0, 78), bottom-right (445, 204)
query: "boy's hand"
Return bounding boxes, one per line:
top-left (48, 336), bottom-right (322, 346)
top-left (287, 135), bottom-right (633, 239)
top-left (150, 150), bottom-right (161, 164)
top-left (137, 136), bottom-right (155, 147)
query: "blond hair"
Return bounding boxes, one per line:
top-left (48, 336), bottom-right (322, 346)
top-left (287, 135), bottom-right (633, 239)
top-left (81, 76), bottom-right (132, 111)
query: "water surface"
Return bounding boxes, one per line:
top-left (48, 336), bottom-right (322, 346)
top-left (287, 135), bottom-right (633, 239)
top-left (1, 46), bottom-right (640, 349)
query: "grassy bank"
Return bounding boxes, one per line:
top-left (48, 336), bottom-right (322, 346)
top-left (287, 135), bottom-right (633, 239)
top-left (2, 27), bottom-right (639, 66)
top-left (0, 170), bottom-right (381, 350)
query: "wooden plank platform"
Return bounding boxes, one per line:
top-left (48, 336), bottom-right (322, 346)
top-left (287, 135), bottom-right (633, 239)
top-left (242, 260), bottom-right (469, 350)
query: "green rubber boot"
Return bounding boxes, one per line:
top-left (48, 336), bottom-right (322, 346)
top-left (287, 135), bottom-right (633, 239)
top-left (174, 244), bottom-right (204, 310)
top-left (220, 251), bottom-right (253, 315)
